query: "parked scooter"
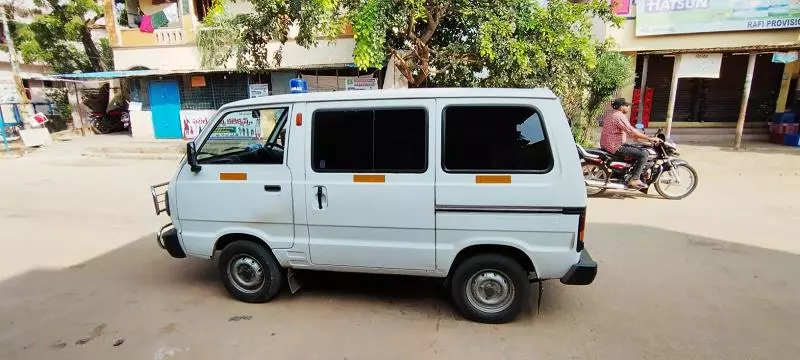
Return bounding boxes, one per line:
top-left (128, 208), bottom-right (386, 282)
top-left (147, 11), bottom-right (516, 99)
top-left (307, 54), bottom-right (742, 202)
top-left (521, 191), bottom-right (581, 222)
top-left (578, 129), bottom-right (698, 199)
top-left (88, 105), bottom-right (130, 134)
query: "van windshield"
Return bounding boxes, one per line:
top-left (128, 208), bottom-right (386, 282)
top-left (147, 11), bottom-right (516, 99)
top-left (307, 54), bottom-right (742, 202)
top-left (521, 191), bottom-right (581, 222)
top-left (197, 107), bottom-right (288, 162)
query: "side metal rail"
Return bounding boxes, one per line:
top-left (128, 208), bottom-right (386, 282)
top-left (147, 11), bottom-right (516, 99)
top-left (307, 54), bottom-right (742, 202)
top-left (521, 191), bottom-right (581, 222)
top-left (150, 182), bottom-right (169, 215)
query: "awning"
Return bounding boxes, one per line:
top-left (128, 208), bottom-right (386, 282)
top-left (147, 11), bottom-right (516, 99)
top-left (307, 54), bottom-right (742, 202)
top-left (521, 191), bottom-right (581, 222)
top-left (31, 65), bottom-right (359, 82)
top-left (31, 69), bottom-right (227, 82)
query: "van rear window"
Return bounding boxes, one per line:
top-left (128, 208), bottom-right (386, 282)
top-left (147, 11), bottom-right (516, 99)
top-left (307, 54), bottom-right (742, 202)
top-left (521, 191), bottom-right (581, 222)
top-left (443, 105), bottom-right (552, 173)
top-left (312, 108), bottom-right (427, 173)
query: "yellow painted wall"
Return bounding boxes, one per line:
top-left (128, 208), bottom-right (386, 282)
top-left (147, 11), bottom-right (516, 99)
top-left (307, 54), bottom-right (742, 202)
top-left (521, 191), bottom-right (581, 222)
top-left (775, 62), bottom-right (799, 112)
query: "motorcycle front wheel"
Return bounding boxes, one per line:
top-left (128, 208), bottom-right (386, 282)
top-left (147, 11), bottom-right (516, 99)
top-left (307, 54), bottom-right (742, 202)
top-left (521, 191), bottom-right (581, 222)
top-left (582, 163), bottom-right (608, 197)
top-left (654, 163), bottom-right (698, 200)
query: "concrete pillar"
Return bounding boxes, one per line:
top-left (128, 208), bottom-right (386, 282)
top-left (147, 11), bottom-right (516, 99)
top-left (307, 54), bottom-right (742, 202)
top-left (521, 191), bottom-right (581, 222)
top-left (665, 55), bottom-right (681, 138)
top-left (103, 0), bottom-right (120, 46)
top-left (734, 53), bottom-right (757, 149)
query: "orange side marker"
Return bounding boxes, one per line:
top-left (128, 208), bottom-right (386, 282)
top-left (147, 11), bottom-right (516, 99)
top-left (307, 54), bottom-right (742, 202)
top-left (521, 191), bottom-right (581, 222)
top-left (353, 174), bottom-right (386, 183)
top-left (475, 175), bottom-right (511, 184)
top-left (220, 172), bottom-right (248, 181)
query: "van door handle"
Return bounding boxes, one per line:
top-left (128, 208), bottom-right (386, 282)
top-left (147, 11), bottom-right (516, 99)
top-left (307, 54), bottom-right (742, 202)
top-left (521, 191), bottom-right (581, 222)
top-left (264, 185), bottom-right (281, 192)
top-left (315, 186), bottom-right (324, 209)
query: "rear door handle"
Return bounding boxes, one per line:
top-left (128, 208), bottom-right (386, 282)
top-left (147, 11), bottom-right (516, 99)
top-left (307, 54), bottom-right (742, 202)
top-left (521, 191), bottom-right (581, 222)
top-left (264, 185), bottom-right (281, 192)
top-left (314, 185), bottom-right (327, 209)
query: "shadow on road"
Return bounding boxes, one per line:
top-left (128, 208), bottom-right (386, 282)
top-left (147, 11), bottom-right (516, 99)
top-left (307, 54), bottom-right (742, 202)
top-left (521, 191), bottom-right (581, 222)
top-left (1, 224), bottom-right (800, 359)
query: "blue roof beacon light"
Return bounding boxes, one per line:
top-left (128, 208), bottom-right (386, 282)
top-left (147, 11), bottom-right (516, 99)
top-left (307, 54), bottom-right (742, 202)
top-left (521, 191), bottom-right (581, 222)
top-left (289, 78), bottom-right (308, 94)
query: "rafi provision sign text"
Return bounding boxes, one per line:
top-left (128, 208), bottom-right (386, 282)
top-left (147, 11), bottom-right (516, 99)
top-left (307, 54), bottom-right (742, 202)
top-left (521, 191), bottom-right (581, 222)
top-left (636, 0), bottom-right (800, 36)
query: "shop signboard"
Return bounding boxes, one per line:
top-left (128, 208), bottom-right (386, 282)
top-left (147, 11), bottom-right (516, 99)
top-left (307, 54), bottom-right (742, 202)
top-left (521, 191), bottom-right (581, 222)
top-left (772, 51), bottom-right (799, 63)
top-left (181, 109), bottom-right (263, 140)
top-left (211, 110), bottom-right (262, 140)
top-left (636, 0), bottom-right (800, 36)
top-left (181, 109), bottom-right (215, 139)
top-left (345, 77), bottom-right (379, 91)
top-left (249, 83), bottom-right (270, 98)
top-left (676, 53), bottom-right (723, 78)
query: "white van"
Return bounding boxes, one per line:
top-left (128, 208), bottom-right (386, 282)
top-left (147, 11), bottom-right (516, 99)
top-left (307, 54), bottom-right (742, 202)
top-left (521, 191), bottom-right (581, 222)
top-left (150, 88), bottom-right (596, 323)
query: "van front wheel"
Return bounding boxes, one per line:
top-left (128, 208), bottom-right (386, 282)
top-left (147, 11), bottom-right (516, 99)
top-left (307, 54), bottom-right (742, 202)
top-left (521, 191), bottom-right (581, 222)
top-left (450, 254), bottom-right (530, 324)
top-left (218, 240), bottom-right (284, 303)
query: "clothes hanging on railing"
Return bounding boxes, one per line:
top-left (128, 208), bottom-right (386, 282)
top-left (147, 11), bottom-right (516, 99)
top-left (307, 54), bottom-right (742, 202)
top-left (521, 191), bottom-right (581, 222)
top-left (139, 15), bottom-right (154, 33)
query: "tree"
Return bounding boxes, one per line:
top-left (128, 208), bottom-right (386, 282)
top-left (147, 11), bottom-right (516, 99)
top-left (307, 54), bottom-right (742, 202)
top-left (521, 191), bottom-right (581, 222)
top-left (198, 0), bottom-right (628, 142)
top-left (200, 0), bottom-right (617, 84)
top-left (16, 0), bottom-right (112, 74)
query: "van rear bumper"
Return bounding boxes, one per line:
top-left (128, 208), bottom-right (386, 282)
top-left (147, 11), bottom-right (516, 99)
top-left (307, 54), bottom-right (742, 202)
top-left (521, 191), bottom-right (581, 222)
top-left (560, 249), bottom-right (597, 285)
top-left (157, 223), bottom-right (186, 258)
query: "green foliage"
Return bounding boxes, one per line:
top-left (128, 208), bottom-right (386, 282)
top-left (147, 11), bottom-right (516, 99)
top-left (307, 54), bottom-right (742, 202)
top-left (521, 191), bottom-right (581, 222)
top-left (198, 0), bottom-right (631, 143)
top-left (44, 88), bottom-right (71, 132)
top-left (572, 49), bottom-right (634, 146)
top-left (99, 38), bottom-right (114, 71)
top-left (17, 0), bottom-right (109, 73)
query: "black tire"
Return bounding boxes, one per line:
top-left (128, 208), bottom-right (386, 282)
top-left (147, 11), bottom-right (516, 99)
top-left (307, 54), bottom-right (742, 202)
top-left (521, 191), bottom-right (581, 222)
top-left (450, 254), bottom-right (530, 324)
top-left (654, 163), bottom-right (698, 200)
top-left (218, 240), bottom-right (284, 303)
top-left (582, 163), bottom-right (608, 197)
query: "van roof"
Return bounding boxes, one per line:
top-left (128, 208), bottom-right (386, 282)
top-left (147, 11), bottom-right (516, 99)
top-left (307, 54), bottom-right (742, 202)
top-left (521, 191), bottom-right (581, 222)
top-left (221, 87), bottom-right (557, 110)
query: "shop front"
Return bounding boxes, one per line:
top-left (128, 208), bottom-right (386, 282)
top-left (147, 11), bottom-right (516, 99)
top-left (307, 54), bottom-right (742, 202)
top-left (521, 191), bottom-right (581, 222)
top-left (602, 0), bottom-right (800, 147)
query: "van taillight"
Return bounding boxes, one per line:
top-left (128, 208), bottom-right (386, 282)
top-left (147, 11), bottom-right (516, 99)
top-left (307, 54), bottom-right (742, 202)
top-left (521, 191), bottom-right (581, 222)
top-left (577, 210), bottom-right (586, 251)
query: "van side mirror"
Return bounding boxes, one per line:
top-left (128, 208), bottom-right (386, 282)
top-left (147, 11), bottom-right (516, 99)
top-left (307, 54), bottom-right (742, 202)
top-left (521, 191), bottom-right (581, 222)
top-left (187, 142), bottom-right (202, 173)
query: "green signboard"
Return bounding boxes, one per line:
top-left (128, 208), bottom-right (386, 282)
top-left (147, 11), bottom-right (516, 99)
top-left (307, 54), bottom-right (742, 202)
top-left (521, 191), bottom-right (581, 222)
top-left (636, 0), bottom-right (800, 36)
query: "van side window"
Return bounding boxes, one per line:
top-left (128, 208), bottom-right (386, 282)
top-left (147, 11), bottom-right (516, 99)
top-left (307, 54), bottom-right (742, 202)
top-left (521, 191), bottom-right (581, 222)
top-left (312, 108), bottom-right (427, 172)
top-left (443, 105), bottom-right (552, 172)
top-left (197, 107), bottom-right (289, 165)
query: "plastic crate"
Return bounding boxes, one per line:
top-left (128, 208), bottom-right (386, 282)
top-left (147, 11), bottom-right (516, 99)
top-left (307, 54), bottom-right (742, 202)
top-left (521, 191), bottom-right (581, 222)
top-left (770, 132), bottom-right (785, 144)
top-left (774, 112), bottom-right (796, 124)
top-left (784, 133), bottom-right (800, 147)
top-left (770, 122), bottom-right (800, 135)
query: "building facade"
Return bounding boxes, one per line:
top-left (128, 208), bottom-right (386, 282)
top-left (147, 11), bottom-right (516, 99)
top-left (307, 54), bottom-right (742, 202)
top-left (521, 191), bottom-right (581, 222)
top-left (595, 0), bottom-right (800, 135)
top-left (102, 0), bottom-right (371, 140)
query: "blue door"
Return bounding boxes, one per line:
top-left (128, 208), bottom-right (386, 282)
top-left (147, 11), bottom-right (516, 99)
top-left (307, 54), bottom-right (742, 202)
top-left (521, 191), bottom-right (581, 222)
top-left (149, 80), bottom-right (182, 139)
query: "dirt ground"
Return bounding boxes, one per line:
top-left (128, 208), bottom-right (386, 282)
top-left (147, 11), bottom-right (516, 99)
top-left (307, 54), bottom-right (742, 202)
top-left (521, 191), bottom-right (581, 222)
top-left (1, 137), bottom-right (799, 360)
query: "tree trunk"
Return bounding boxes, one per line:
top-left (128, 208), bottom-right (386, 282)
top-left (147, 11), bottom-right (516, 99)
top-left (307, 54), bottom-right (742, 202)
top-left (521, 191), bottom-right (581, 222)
top-left (82, 20), bottom-right (106, 72)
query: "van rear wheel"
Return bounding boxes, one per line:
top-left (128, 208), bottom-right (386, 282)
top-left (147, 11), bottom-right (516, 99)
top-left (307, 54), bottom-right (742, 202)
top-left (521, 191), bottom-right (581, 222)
top-left (218, 240), bottom-right (284, 303)
top-left (450, 254), bottom-right (529, 324)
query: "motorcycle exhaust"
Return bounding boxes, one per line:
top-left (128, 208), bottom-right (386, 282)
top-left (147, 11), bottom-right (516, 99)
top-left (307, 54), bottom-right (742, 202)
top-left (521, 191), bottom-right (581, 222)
top-left (585, 179), bottom-right (626, 190)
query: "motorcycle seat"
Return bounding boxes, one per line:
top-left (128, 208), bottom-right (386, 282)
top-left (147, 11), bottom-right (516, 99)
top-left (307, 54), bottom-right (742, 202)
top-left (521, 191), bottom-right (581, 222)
top-left (586, 148), bottom-right (613, 158)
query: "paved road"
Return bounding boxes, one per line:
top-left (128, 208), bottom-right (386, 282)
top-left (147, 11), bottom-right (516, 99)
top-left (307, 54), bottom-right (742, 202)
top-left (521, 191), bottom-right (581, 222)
top-left (1, 138), bottom-right (799, 360)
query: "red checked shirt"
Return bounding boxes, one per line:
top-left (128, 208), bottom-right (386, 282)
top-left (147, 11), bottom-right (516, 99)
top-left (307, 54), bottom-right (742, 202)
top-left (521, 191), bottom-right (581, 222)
top-left (600, 110), bottom-right (636, 154)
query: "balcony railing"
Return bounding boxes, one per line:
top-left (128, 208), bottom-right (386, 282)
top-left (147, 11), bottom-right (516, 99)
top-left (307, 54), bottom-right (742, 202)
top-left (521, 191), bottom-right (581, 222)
top-left (154, 28), bottom-right (187, 45)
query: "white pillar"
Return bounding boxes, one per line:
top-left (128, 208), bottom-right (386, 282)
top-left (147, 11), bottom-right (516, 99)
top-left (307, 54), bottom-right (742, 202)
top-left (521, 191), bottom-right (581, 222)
top-left (734, 53), bottom-right (757, 149)
top-left (665, 55), bottom-right (681, 138)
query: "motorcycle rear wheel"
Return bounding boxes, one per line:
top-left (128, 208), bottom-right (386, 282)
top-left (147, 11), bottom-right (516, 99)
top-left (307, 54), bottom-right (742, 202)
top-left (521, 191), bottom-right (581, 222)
top-left (654, 163), bottom-right (698, 200)
top-left (582, 163), bottom-right (608, 197)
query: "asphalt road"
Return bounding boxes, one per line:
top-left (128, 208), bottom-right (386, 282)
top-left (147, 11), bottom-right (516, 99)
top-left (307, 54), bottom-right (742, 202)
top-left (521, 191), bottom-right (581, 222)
top-left (1, 138), bottom-right (799, 360)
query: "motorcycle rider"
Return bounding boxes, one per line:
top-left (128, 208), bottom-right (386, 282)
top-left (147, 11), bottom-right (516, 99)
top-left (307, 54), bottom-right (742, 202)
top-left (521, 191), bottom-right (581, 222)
top-left (600, 98), bottom-right (661, 189)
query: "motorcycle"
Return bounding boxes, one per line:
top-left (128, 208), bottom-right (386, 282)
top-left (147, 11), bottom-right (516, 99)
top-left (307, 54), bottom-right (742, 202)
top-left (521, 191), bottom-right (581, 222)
top-left (88, 107), bottom-right (130, 134)
top-left (578, 129), bottom-right (698, 200)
